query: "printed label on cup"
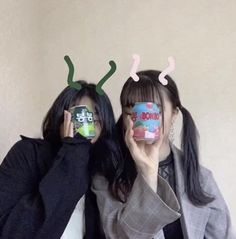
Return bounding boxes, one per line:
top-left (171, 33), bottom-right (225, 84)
top-left (131, 102), bottom-right (161, 141)
top-left (69, 105), bottom-right (96, 139)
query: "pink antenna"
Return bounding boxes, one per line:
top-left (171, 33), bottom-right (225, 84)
top-left (158, 56), bottom-right (175, 85)
top-left (130, 54), bottom-right (140, 82)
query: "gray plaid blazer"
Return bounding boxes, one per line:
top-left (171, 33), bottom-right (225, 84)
top-left (92, 145), bottom-right (236, 239)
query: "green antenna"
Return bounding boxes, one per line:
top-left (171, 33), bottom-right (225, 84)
top-left (64, 55), bottom-right (82, 90)
top-left (96, 60), bottom-right (116, 95)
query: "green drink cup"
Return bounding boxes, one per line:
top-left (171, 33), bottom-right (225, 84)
top-left (69, 105), bottom-right (96, 139)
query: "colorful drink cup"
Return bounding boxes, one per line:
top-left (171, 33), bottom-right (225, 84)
top-left (131, 102), bottom-right (161, 141)
top-left (69, 105), bottom-right (96, 139)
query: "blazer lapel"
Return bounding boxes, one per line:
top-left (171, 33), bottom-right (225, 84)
top-left (171, 145), bottom-right (210, 239)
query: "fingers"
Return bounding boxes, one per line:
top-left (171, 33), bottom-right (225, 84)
top-left (145, 140), bottom-right (155, 145)
top-left (63, 110), bottom-right (74, 138)
top-left (124, 116), bottom-right (136, 148)
top-left (154, 132), bottom-right (164, 148)
top-left (125, 116), bottom-right (148, 151)
top-left (64, 110), bottom-right (71, 135)
top-left (69, 121), bottom-right (74, 138)
top-left (136, 140), bottom-right (145, 151)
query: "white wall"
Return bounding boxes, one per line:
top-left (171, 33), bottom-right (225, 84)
top-left (1, 0), bottom-right (236, 228)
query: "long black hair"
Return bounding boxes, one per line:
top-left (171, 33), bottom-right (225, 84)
top-left (42, 80), bottom-right (124, 201)
top-left (117, 70), bottom-right (214, 206)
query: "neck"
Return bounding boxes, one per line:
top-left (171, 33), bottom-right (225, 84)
top-left (159, 140), bottom-right (171, 162)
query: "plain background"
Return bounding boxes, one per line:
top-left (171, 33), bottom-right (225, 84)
top-left (0, 0), bottom-right (236, 229)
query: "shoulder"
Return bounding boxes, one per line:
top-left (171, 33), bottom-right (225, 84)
top-left (171, 145), bottom-right (228, 208)
top-left (2, 135), bottom-right (52, 168)
top-left (199, 165), bottom-right (213, 180)
top-left (8, 135), bottom-right (50, 156)
top-left (92, 174), bottom-right (108, 188)
top-left (171, 144), bottom-right (214, 187)
top-left (198, 165), bottom-right (223, 199)
top-left (6, 135), bottom-right (41, 155)
top-left (17, 135), bottom-right (44, 147)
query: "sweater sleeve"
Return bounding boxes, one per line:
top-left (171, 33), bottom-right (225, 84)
top-left (0, 136), bottom-right (91, 239)
top-left (92, 173), bottom-right (181, 239)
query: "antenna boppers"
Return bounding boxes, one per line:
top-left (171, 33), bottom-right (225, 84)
top-left (64, 55), bottom-right (82, 90)
top-left (130, 54), bottom-right (141, 82)
top-left (158, 56), bottom-right (175, 86)
top-left (96, 60), bottom-right (117, 95)
top-left (64, 55), bottom-right (175, 92)
top-left (129, 55), bottom-right (175, 85)
top-left (64, 56), bottom-right (117, 95)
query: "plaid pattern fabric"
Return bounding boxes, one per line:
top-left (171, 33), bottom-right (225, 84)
top-left (92, 145), bottom-right (236, 239)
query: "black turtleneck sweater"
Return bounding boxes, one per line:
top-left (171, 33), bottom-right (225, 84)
top-left (0, 135), bottom-right (105, 239)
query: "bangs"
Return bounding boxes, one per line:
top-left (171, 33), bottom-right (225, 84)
top-left (120, 74), bottom-right (163, 108)
top-left (120, 72), bottom-right (166, 133)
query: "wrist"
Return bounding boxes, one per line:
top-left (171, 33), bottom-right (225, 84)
top-left (141, 171), bottom-right (158, 193)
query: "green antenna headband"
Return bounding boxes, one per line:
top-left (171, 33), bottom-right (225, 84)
top-left (64, 55), bottom-right (116, 95)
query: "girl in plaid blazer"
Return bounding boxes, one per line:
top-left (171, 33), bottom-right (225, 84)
top-left (93, 70), bottom-right (235, 239)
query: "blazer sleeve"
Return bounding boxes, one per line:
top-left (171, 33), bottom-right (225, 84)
top-left (204, 171), bottom-right (236, 239)
top-left (0, 136), bottom-right (91, 239)
top-left (92, 173), bottom-right (181, 239)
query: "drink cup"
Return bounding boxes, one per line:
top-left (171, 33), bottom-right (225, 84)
top-left (131, 102), bottom-right (161, 141)
top-left (69, 105), bottom-right (96, 139)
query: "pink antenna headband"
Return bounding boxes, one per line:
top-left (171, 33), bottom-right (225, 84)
top-left (129, 54), bottom-right (176, 85)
